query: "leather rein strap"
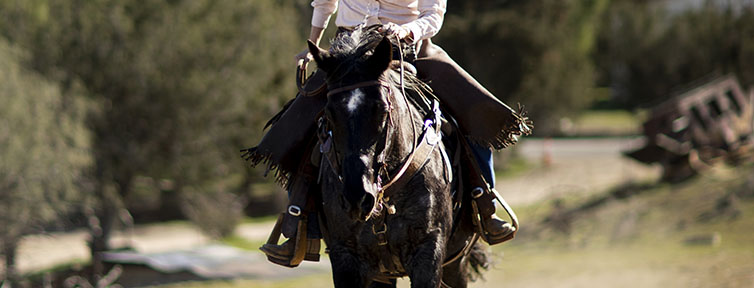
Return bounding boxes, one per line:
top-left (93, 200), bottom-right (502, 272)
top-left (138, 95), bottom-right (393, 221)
top-left (379, 118), bottom-right (439, 196)
top-left (297, 61), bottom-right (327, 97)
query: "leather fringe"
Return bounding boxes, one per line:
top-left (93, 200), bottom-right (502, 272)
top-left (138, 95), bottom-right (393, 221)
top-left (468, 104), bottom-right (534, 150)
top-left (240, 147), bottom-right (292, 188)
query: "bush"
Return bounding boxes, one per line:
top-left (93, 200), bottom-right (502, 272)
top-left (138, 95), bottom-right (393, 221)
top-left (181, 188), bottom-right (248, 239)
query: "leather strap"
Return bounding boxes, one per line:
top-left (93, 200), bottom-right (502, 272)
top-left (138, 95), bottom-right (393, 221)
top-left (297, 62), bottom-right (327, 97)
top-left (327, 80), bottom-right (384, 97)
top-left (458, 136), bottom-right (496, 217)
top-left (371, 121), bottom-right (438, 277)
top-left (290, 214), bottom-right (308, 266)
top-left (381, 124), bottom-right (440, 197)
top-left (266, 213), bottom-right (284, 248)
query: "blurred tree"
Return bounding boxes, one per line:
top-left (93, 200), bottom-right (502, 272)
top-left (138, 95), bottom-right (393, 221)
top-left (1, 0), bottom-right (302, 279)
top-left (437, 0), bottom-right (609, 135)
top-left (594, 0), bottom-right (754, 108)
top-left (0, 39), bottom-right (90, 285)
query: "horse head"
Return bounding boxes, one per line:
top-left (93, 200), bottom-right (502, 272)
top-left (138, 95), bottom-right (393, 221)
top-left (308, 31), bottom-right (394, 222)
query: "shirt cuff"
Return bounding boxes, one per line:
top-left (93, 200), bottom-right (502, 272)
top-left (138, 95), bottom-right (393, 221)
top-left (402, 23), bottom-right (423, 44)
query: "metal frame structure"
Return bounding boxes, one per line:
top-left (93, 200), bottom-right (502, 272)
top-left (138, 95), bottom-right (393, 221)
top-left (626, 75), bottom-right (754, 181)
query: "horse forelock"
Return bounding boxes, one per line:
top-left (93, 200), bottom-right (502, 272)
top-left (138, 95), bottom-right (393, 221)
top-left (327, 25), bottom-right (435, 104)
top-left (330, 25), bottom-right (384, 59)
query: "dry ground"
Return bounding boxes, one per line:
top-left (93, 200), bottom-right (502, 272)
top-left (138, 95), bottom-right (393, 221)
top-left (9, 138), bottom-right (650, 275)
top-left (12, 138), bottom-right (754, 288)
top-left (162, 163), bottom-right (754, 288)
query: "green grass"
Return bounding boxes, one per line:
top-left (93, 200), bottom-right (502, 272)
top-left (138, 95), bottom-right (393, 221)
top-left (220, 234), bottom-right (265, 251)
top-left (241, 215), bottom-right (279, 224)
top-left (578, 110), bottom-right (643, 127)
top-left (496, 153), bottom-right (532, 179)
top-left (562, 109), bottom-right (644, 136)
top-left (21, 259), bottom-right (90, 284)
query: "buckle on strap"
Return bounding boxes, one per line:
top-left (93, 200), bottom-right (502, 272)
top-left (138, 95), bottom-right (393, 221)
top-left (288, 205), bottom-right (302, 216)
top-left (471, 187), bottom-right (485, 199)
top-left (373, 223), bottom-right (388, 246)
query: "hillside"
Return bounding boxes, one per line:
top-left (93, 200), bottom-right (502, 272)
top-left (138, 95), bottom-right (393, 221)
top-left (490, 163), bottom-right (754, 288)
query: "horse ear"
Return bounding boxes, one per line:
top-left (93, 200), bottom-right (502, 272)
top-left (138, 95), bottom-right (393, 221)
top-left (308, 40), bottom-right (333, 72)
top-left (366, 37), bottom-right (393, 76)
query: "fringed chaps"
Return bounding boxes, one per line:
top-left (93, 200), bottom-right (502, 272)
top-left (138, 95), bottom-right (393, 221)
top-left (243, 40), bottom-right (531, 185)
top-left (414, 39), bottom-right (531, 150)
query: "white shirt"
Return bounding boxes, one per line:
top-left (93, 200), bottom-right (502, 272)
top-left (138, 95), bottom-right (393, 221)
top-left (311, 0), bottom-right (446, 43)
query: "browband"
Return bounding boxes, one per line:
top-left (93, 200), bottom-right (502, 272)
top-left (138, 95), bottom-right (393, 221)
top-left (327, 80), bottom-right (385, 97)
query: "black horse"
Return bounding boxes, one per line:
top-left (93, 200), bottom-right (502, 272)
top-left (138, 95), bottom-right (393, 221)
top-left (309, 25), bottom-right (487, 288)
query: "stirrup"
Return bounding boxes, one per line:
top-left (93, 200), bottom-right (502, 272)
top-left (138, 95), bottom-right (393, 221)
top-left (261, 213), bottom-right (320, 267)
top-left (471, 188), bottom-right (519, 245)
top-left (263, 239), bottom-right (321, 268)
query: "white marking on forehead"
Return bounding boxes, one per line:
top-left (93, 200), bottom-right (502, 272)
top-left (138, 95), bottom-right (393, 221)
top-left (346, 89), bottom-right (365, 114)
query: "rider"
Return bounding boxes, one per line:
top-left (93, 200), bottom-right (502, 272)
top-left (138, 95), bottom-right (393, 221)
top-left (258, 0), bottom-right (530, 264)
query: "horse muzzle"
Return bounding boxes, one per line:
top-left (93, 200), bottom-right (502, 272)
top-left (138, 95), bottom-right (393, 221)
top-left (343, 177), bottom-right (380, 222)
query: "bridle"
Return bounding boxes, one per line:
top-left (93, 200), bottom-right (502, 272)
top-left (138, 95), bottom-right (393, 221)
top-left (317, 76), bottom-right (425, 208)
top-left (314, 33), bottom-right (457, 281)
top-left (316, 34), bottom-right (437, 222)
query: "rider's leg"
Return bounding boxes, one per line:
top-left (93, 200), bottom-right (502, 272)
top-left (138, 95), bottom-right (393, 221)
top-left (470, 143), bottom-right (495, 189)
top-left (259, 140), bottom-right (324, 266)
top-left (253, 68), bottom-right (329, 266)
top-left (415, 40), bottom-right (519, 244)
top-left (470, 143), bottom-right (516, 241)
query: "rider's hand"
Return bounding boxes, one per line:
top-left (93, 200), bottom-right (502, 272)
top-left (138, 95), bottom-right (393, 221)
top-left (295, 49), bottom-right (313, 67)
top-left (382, 23), bottom-right (412, 41)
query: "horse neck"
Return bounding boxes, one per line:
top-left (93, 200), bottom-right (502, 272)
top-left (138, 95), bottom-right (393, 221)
top-left (385, 86), bottom-right (424, 170)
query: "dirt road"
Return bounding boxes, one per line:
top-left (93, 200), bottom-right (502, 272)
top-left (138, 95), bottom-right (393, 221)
top-left (499, 137), bottom-right (659, 206)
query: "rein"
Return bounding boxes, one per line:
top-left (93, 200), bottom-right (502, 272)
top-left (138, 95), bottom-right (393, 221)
top-left (377, 35), bottom-right (418, 196)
